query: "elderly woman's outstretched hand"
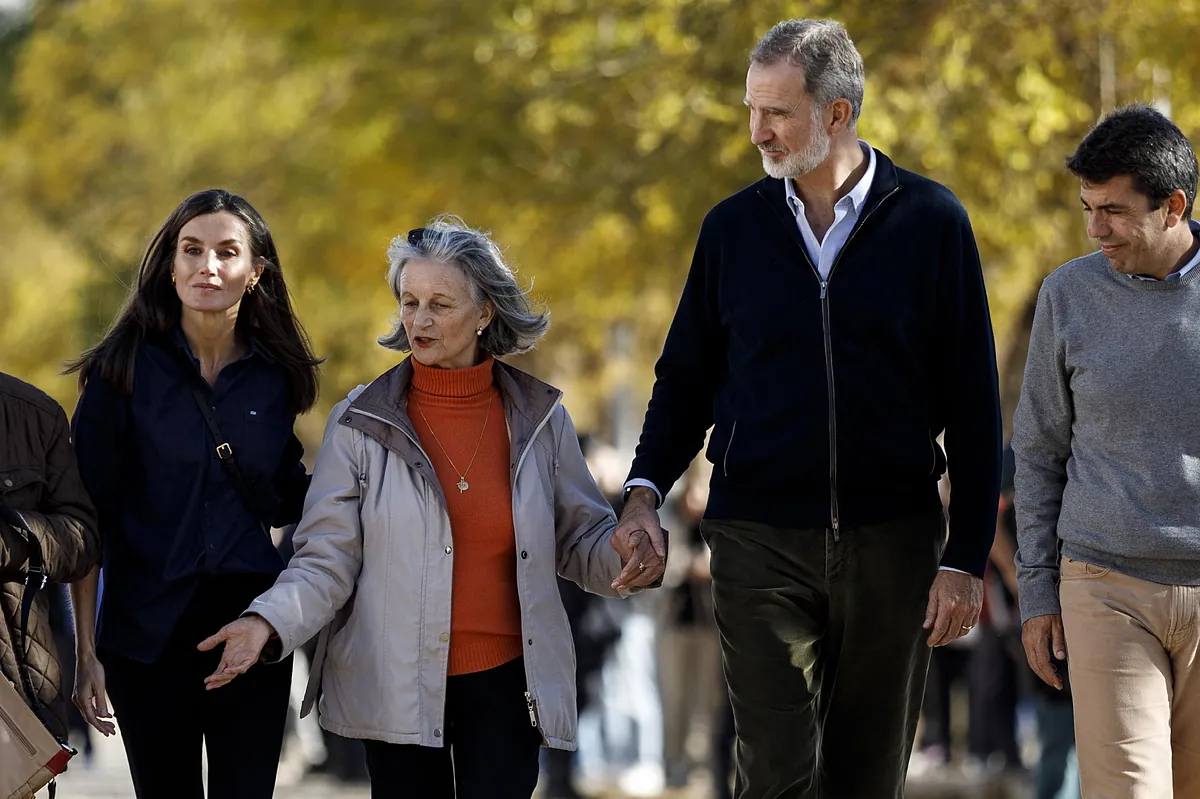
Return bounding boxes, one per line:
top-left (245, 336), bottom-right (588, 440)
top-left (197, 614), bottom-right (275, 690)
top-left (610, 526), bottom-right (667, 591)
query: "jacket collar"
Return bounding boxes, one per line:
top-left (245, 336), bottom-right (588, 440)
top-left (757, 147), bottom-right (902, 263)
top-left (761, 146), bottom-right (900, 217)
top-left (783, 140), bottom-right (877, 218)
top-left (346, 356), bottom-right (563, 470)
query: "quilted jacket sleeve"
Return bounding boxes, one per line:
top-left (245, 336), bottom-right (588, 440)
top-left (0, 400), bottom-right (100, 582)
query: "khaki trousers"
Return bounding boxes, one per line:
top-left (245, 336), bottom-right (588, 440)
top-left (1060, 556), bottom-right (1200, 798)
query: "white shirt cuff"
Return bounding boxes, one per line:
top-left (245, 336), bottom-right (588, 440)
top-left (939, 566), bottom-right (970, 575)
top-left (622, 479), bottom-right (663, 508)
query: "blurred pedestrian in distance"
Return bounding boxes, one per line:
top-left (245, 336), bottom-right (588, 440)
top-left (991, 443), bottom-right (1077, 798)
top-left (1015, 105), bottom-right (1200, 798)
top-left (0, 371), bottom-right (100, 749)
top-left (67, 188), bottom-right (321, 798)
top-left (964, 443), bottom-right (1023, 775)
top-left (616, 18), bottom-right (1002, 798)
top-left (201, 215), bottom-right (665, 799)
top-left (657, 465), bottom-right (723, 791)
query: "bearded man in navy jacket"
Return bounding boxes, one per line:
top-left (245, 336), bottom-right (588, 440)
top-left (617, 19), bottom-right (1002, 799)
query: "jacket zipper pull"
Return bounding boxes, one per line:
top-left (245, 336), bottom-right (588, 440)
top-left (524, 691), bottom-right (539, 728)
top-left (832, 518), bottom-right (841, 542)
top-left (820, 280), bottom-right (828, 300)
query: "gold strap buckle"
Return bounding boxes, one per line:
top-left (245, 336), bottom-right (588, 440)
top-left (216, 443), bottom-right (233, 460)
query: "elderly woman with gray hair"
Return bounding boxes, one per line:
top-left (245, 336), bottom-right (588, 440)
top-left (198, 215), bottom-right (665, 798)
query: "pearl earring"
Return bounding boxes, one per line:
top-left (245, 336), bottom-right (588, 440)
top-left (476, 327), bottom-right (483, 337)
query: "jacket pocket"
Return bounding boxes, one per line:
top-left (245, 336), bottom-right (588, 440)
top-left (0, 466), bottom-right (45, 510)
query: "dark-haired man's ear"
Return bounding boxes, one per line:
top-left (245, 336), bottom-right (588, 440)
top-left (1166, 189), bottom-right (1190, 227)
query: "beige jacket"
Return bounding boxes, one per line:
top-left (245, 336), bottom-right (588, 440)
top-left (248, 359), bottom-right (633, 750)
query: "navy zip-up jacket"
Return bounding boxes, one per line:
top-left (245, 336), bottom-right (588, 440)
top-left (628, 150), bottom-right (1002, 576)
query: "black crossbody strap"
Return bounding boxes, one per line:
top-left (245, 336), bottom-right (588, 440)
top-left (180, 376), bottom-right (271, 537)
top-left (0, 499), bottom-right (61, 740)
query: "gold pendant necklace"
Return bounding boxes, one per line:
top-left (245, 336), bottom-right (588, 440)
top-left (414, 399), bottom-right (493, 493)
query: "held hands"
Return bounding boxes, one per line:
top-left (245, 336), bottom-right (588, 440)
top-left (73, 652), bottom-right (116, 736)
top-left (610, 487), bottom-right (667, 591)
top-left (197, 614), bottom-right (275, 690)
top-left (1021, 613), bottom-right (1067, 690)
top-left (923, 570), bottom-right (984, 647)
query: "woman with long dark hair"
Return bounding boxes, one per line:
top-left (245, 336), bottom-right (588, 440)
top-left (66, 189), bottom-right (321, 798)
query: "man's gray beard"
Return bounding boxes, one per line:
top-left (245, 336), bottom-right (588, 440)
top-left (760, 129), bottom-right (831, 179)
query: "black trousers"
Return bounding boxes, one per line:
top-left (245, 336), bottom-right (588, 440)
top-left (703, 511), bottom-right (944, 799)
top-left (100, 574), bottom-right (292, 799)
top-left (363, 657), bottom-right (543, 799)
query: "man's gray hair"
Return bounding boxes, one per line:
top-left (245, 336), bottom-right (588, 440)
top-left (379, 215), bottom-right (550, 356)
top-left (750, 19), bottom-right (865, 124)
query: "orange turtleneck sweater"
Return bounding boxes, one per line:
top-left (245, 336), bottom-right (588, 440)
top-left (408, 355), bottom-right (523, 675)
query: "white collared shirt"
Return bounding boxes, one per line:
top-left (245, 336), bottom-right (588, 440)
top-left (784, 141), bottom-right (877, 280)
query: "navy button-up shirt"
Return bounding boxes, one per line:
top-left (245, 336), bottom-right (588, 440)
top-left (72, 329), bottom-right (309, 662)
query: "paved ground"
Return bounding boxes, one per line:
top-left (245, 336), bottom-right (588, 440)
top-left (53, 729), bottom-right (370, 798)
top-left (54, 728), bottom-right (1032, 799)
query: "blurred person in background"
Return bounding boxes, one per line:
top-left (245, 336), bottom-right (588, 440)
top-left (602, 479), bottom-right (668, 799)
top-left (0, 371), bottom-right (101, 750)
top-left (912, 465), bottom-right (1012, 778)
top-left (199, 217), bottom-right (665, 799)
top-left (657, 465), bottom-right (722, 791)
top-left (964, 444), bottom-right (1023, 776)
top-left (989, 444), bottom-right (1079, 799)
top-left (1028, 653), bottom-right (1078, 798)
top-left (564, 441), bottom-right (666, 798)
top-left (66, 189), bottom-right (321, 798)
top-left (912, 634), bottom-right (971, 773)
top-left (616, 18), bottom-right (1001, 798)
top-left (541, 572), bottom-right (621, 799)
top-left (1015, 105), bottom-right (1200, 798)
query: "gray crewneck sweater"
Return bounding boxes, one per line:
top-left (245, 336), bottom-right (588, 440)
top-left (1014, 249), bottom-right (1200, 622)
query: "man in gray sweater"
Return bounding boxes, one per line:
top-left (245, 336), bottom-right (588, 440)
top-left (1014, 105), bottom-right (1200, 798)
